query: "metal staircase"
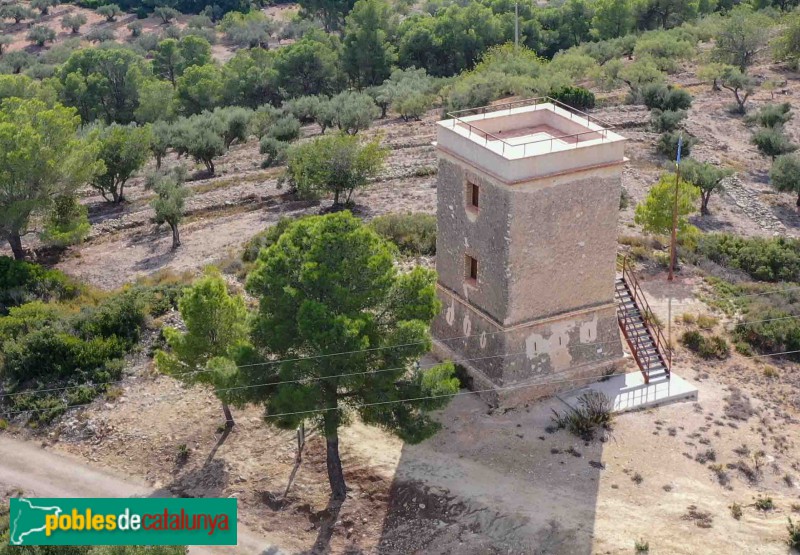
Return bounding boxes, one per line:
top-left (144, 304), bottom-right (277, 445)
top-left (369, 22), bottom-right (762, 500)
top-left (615, 257), bottom-right (671, 384)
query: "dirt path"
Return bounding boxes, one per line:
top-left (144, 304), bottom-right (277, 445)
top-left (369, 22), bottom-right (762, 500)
top-left (0, 435), bottom-right (286, 555)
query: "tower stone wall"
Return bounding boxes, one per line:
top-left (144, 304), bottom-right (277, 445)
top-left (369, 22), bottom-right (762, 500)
top-left (431, 100), bottom-right (629, 406)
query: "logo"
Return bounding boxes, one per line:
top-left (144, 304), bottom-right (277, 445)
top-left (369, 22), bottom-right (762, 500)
top-left (8, 498), bottom-right (237, 546)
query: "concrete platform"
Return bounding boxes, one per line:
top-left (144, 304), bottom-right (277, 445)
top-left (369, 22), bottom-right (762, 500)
top-left (557, 371), bottom-right (698, 413)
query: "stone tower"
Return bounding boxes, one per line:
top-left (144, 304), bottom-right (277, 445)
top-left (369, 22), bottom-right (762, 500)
top-left (431, 98), bottom-right (628, 406)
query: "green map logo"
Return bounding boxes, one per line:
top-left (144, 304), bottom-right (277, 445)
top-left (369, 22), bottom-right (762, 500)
top-left (9, 499), bottom-right (62, 545)
top-left (8, 498), bottom-right (237, 546)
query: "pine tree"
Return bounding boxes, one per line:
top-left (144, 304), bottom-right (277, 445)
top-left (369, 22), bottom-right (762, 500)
top-left (342, 0), bottom-right (396, 89)
top-left (242, 212), bottom-right (458, 500)
top-left (155, 268), bottom-right (248, 429)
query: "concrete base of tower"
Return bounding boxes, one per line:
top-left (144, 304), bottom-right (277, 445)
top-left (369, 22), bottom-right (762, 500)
top-left (430, 285), bottom-right (629, 408)
top-left (432, 338), bottom-right (631, 408)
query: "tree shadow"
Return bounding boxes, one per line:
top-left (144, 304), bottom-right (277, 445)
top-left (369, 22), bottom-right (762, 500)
top-left (155, 458), bottom-right (230, 499)
top-left (749, 168), bottom-right (770, 185)
top-left (298, 495), bottom-right (344, 555)
top-left (131, 234), bottom-right (179, 271)
top-left (376, 393), bottom-right (603, 555)
top-left (204, 425), bottom-right (233, 466)
top-left (690, 213), bottom-right (735, 232)
top-left (772, 203), bottom-right (800, 230)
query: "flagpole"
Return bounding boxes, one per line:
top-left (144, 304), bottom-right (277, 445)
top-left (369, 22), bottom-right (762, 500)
top-left (668, 135), bottom-right (682, 282)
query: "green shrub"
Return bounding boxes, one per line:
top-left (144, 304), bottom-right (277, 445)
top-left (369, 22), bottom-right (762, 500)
top-left (735, 309), bottom-right (800, 361)
top-left (66, 384), bottom-right (101, 406)
top-left (681, 329), bottom-right (704, 351)
top-left (0, 301), bottom-right (69, 342)
top-left (41, 195), bottom-right (91, 247)
top-left (746, 103), bottom-right (792, 128)
top-left (0, 280), bottom-right (176, 426)
top-left (695, 234), bottom-right (800, 282)
top-left (73, 292), bottom-right (147, 347)
top-left (260, 137), bottom-right (289, 168)
top-left (549, 86), bottom-right (595, 110)
top-left (681, 330), bottom-right (730, 360)
top-left (755, 496), bottom-right (775, 511)
top-left (414, 166), bottom-right (437, 177)
top-left (369, 213), bottom-right (437, 256)
top-left (0, 256), bottom-right (80, 314)
top-left (734, 341), bottom-right (753, 355)
top-left (619, 188), bottom-right (630, 210)
top-left (657, 132), bottom-right (696, 159)
top-left (696, 314), bottom-right (718, 330)
top-left (642, 83), bottom-right (692, 112)
top-left (681, 312), bottom-right (696, 324)
top-left (551, 391), bottom-right (614, 440)
top-left (126, 282), bottom-right (183, 317)
top-left (651, 109), bottom-right (687, 132)
top-left (8, 393), bottom-right (69, 426)
top-left (788, 517), bottom-right (800, 549)
top-left (2, 331), bottom-right (126, 383)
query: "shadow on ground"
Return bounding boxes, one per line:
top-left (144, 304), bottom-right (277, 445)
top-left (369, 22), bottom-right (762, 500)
top-left (371, 392), bottom-right (605, 555)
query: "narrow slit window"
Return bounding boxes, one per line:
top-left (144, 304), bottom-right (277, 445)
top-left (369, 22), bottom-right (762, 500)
top-left (470, 183), bottom-right (480, 209)
top-left (466, 255), bottom-right (478, 282)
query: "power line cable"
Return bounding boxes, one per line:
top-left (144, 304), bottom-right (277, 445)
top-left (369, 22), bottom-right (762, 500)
top-left (0, 336), bottom-right (625, 399)
top-left (5, 347), bottom-right (800, 418)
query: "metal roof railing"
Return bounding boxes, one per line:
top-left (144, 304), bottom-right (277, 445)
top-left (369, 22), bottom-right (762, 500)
top-left (444, 96), bottom-right (617, 157)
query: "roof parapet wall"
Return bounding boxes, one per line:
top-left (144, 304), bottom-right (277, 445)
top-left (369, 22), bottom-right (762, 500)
top-left (436, 97), bottom-right (627, 184)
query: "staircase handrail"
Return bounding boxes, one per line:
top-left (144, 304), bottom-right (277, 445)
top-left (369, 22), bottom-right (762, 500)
top-left (621, 256), bottom-right (672, 377)
top-left (618, 297), bottom-right (649, 379)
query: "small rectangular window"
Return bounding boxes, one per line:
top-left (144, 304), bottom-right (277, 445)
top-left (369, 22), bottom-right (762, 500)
top-left (470, 183), bottom-right (480, 208)
top-left (466, 255), bottom-right (478, 282)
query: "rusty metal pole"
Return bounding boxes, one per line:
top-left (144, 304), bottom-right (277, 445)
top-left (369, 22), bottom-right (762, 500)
top-left (668, 137), bottom-right (682, 282)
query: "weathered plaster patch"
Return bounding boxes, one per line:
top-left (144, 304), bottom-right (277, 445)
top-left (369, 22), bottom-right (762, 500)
top-left (579, 314), bottom-right (598, 343)
top-left (446, 302), bottom-right (455, 326)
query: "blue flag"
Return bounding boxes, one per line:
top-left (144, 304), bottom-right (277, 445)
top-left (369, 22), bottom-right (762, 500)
top-left (676, 134), bottom-right (683, 164)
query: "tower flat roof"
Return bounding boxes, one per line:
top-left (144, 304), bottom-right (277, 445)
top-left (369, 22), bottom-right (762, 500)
top-left (436, 98), bottom-right (627, 184)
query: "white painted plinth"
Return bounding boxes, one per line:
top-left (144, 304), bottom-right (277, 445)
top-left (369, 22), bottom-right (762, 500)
top-left (558, 371), bottom-right (698, 413)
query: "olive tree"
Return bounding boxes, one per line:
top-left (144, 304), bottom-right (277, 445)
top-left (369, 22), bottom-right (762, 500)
top-left (285, 133), bottom-right (387, 205)
top-left (154, 6), bottom-right (180, 25)
top-left (720, 66), bottom-right (755, 114)
top-left (61, 14), bottom-right (87, 34)
top-left (329, 90), bottom-right (380, 134)
top-left (0, 98), bottom-right (102, 259)
top-left (712, 7), bottom-right (772, 71)
top-left (96, 3), bottom-right (122, 22)
top-left (90, 123), bottom-right (152, 203)
top-left (680, 158), bottom-right (734, 215)
top-left (147, 168), bottom-right (189, 249)
top-left (752, 126), bottom-right (796, 160)
top-left (27, 26), bottom-right (56, 47)
top-left (31, 0), bottom-right (57, 15)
